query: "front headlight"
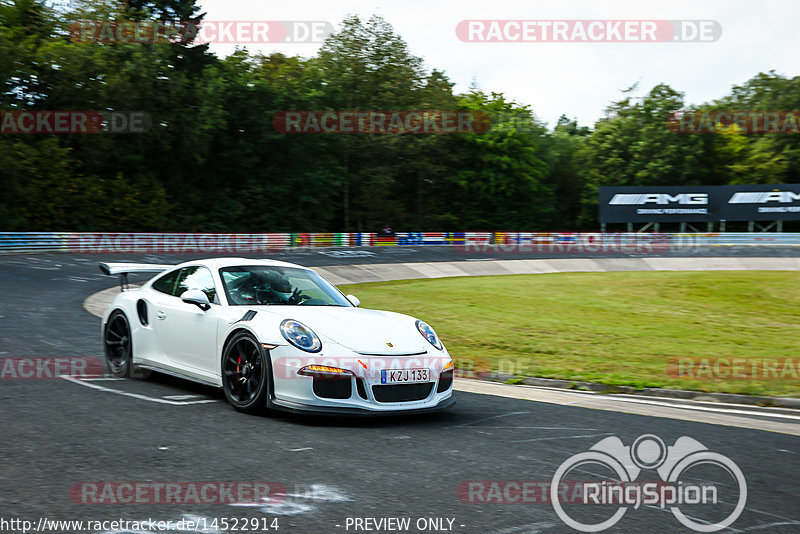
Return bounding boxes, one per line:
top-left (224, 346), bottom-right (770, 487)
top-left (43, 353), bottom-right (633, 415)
top-left (416, 320), bottom-right (443, 350)
top-left (280, 319), bottom-right (322, 352)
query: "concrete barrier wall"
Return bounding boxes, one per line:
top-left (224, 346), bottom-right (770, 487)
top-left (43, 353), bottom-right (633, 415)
top-left (4, 231), bottom-right (800, 254)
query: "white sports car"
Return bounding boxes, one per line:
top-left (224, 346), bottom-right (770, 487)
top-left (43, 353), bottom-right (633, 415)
top-left (99, 258), bottom-right (455, 415)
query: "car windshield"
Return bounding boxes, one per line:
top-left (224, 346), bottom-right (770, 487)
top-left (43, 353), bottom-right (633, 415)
top-left (219, 266), bottom-right (351, 307)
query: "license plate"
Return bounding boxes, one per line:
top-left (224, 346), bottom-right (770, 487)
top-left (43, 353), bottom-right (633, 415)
top-left (381, 368), bottom-right (429, 384)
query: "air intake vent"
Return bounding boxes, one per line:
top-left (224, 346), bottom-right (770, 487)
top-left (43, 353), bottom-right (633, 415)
top-left (313, 376), bottom-right (352, 399)
top-left (356, 378), bottom-right (368, 400)
top-left (372, 383), bottom-right (434, 403)
top-left (437, 370), bottom-right (453, 392)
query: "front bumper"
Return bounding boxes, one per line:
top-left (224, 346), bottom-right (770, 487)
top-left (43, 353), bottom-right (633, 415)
top-left (268, 343), bottom-right (455, 414)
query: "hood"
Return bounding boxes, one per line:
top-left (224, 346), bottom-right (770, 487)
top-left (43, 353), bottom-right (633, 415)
top-left (258, 306), bottom-right (429, 355)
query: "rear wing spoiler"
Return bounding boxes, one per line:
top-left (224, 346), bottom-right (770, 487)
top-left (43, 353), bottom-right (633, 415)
top-left (99, 262), bottom-right (173, 290)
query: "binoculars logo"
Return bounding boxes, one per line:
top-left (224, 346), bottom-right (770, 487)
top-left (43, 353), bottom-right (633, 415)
top-left (551, 434), bottom-right (747, 532)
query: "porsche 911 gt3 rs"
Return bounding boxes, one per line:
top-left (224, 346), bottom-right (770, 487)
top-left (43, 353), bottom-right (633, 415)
top-left (99, 258), bottom-right (455, 415)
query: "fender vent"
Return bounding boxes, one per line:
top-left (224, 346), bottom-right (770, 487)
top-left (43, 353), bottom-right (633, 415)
top-left (136, 299), bottom-right (148, 326)
top-left (236, 310), bottom-right (257, 323)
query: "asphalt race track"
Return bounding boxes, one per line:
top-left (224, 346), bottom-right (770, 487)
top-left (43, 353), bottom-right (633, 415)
top-left (1, 248), bottom-right (799, 534)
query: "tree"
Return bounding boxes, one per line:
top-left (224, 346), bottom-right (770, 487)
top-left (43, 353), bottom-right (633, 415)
top-left (428, 90), bottom-right (551, 230)
top-left (577, 84), bottom-right (711, 227)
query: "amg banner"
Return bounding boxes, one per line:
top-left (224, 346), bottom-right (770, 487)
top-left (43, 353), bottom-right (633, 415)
top-left (719, 184), bottom-right (800, 221)
top-left (599, 185), bottom-right (800, 223)
top-left (598, 186), bottom-right (718, 223)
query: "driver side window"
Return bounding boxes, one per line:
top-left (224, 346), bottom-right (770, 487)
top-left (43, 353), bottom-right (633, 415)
top-left (176, 267), bottom-right (218, 304)
top-left (152, 267), bottom-right (218, 304)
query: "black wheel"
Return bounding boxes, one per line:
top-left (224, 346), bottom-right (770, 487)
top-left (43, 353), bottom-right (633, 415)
top-left (222, 331), bottom-right (269, 414)
top-left (103, 310), bottom-right (150, 379)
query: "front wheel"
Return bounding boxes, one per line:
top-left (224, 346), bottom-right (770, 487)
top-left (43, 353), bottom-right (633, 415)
top-left (222, 332), bottom-right (270, 414)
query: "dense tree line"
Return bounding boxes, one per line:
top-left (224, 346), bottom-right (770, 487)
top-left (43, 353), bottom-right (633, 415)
top-left (1, 0), bottom-right (799, 232)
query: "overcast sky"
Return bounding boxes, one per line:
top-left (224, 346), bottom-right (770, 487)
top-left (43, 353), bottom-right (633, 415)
top-left (197, 0), bottom-right (800, 128)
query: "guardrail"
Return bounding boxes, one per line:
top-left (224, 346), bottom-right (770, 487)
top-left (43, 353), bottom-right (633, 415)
top-left (0, 231), bottom-right (798, 254)
top-left (0, 232), bottom-right (70, 253)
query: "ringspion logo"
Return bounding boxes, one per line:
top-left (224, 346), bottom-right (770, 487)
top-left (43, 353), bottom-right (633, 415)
top-left (550, 435), bottom-right (746, 532)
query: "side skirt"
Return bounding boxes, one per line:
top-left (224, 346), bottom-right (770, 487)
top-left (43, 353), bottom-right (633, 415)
top-left (137, 364), bottom-right (221, 388)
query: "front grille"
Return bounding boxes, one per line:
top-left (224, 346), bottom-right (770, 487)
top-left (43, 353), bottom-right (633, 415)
top-left (437, 370), bottom-right (453, 392)
top-left (372, 383), bottom-right (434, 403)
top-left (313, 376), bottom-right (352, 399)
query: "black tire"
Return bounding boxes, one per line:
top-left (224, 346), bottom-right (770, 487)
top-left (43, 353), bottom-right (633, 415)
top-left (221, 331), bottom-right (270, 414)
top-left (103, 310), bottom-right (151, 379)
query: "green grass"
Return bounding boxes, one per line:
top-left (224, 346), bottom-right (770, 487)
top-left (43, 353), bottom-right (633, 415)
top-left (340, 271), bottom-right (800, 397)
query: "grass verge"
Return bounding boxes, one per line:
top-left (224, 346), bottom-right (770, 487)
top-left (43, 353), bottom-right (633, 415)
top-left (340, 271), bottom-right (800, 397)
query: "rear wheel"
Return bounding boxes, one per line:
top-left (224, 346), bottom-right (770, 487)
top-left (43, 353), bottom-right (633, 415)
top-left (222, 332), bottom-right (270, 414)
top-left (103, 310), bottom-right (150, 379)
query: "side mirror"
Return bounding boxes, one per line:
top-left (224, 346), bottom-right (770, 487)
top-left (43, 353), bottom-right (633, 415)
top-left (346, 294), bottom-right (360, 307)
top-left (181, 289), bottom-right (211, 311)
